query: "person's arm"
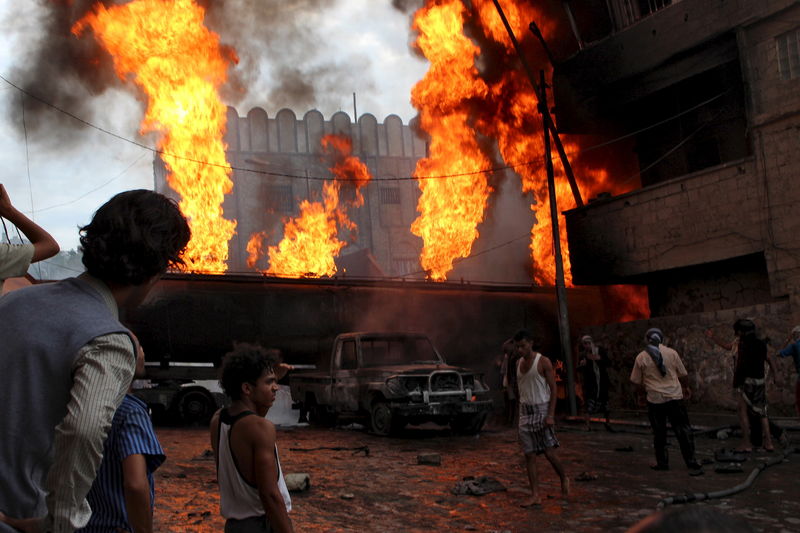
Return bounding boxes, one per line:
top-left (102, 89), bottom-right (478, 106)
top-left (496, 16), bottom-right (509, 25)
top-left (767, 351), bottom-right (779, 384)
top-left (251, 420), bottom-right (294, 533)
top-left (704, 329), bottom-right (733, 351)
top-left (43, 334), bottom-right (135, 533)
top-left (122, 454), bottom-right (153, 533)
top-left (540, 357), bottom-right (558, 425)
top-left (0, 184), bottom-right (59, 262)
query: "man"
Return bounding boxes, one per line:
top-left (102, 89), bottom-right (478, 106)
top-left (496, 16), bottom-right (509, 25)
top-left (512, 329), bottom-right (569, 507)
top-left (630, 328), bottom-right (703, 475)
top-left (577, 334), bottom-right (612, 431)
top-left (210, 344), bottom-right (294, 533)
top-left (500, 338), bottom-right (520, 426)
top-left (76, 339), bottom-right (165, 533)
top-left (732, 318), bottom-right (777, 452)
top-left (778, 325), bottom-right (800, 417)
top-left (0, 183), bottom-right (59, 291)
top-left (0, 190), bottom-right (190, 533)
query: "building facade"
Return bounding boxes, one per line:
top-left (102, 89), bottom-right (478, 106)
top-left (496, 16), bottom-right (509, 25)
top-left (554, 0), bottom-right (800, 411)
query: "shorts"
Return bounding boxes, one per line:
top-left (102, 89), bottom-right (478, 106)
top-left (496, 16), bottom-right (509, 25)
top-left (225, 515), bottom-right (272, 533)
top-left (738, 378), bottom-right (767, 417)
top-left (518, 402), bottom-right (559, 455)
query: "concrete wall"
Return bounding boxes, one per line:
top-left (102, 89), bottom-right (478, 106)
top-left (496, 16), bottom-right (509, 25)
top-left (579, 301), bottom-right (797, 414)
top-left (566, 158), bottom-right (765, 281)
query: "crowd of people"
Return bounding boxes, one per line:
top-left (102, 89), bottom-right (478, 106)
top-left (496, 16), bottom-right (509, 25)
top-left (0, 183), bottom-right (797, 532)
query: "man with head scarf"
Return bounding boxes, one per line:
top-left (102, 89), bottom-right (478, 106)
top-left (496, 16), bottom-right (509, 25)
top-left (630, 328), bottom-right (703, 475)
top-left (577, 335), bottom-right (612, 431)
top-left (778, 325), bottom-right (800, 418)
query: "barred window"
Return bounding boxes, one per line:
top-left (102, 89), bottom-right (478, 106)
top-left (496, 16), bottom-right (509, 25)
top-left (266, 185), bottom-right (294, 213)
top-left (380, 187), bottom-right (401, 205)
top-left (776, 29), bottom-right (800, 80)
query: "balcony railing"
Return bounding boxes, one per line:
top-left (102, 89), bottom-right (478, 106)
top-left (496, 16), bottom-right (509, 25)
top-left (607, 0), bottom-right (676, 31)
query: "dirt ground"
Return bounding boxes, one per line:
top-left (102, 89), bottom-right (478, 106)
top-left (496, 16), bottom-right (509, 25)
top-left (153, 414), bottom-right (800, 532)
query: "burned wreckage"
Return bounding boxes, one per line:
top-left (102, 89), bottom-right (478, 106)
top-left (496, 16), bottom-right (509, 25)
top-left (289, 332), bottom-right (493, 435)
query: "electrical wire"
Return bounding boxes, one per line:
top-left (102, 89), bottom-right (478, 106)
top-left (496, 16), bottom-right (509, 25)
top-left (0, 73), bottom-right (732, 184)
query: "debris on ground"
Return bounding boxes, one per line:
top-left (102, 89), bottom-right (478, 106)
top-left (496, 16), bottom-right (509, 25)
top-left (418, 453), bottom-right (442, 466)
top-left (575, 471), bottom-right (599, 481)
top-left (284, 473), bottom-right (311, 492)
top-left (451, 476), bottom-right (507, 496)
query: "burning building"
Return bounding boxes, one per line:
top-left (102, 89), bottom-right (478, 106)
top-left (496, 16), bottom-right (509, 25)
top-left (153, 107), bottom-right (538, 282)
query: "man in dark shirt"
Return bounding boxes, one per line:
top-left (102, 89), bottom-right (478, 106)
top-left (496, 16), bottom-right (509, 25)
top-left (733, 319), bottom-right (778, 452)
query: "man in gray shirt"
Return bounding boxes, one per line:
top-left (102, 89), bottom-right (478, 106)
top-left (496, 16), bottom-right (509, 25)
top-left (0, 189), bottom-right (190, 533)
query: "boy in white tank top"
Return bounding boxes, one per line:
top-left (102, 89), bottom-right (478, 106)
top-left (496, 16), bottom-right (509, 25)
top-left (513, 329), bottom-right (569, 507)
top-left (210, 345), bottom-right (294, 533)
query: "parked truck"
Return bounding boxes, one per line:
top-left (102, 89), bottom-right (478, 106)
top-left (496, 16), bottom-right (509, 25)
top-left (289, 331), bottom-right (493, 435)
top-left (122, 272), bottom-right (611, 424)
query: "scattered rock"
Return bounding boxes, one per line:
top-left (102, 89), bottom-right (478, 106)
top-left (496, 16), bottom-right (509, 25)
top-left (451, 476), bottom-right (507, 496)
top-left (418, 453), bottom-right (442, 466)
top-left (717, 429), bottom-right (731, 440)
top-left (285, 473), bottom-right (311, 492)
top-left (340, 493), bottom-right (355, 500)
top-left (575, 471), bottom-right (598, 481)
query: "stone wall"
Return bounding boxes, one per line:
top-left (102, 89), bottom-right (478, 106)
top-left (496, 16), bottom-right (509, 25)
top-left (579, 301), bottom-right (797, 415)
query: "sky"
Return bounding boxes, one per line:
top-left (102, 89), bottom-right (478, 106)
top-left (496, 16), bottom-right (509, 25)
top-left (0, 0), bottom-right (428, 251)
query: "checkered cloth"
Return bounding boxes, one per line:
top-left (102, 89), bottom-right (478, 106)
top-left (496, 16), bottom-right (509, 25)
top-left (518, 402), bottom-right (559, 455)
top-left (740, 377), bottom-right (767, 416)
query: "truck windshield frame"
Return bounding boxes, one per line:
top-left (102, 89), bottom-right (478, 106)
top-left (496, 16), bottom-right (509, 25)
top-left (359, 336), bottom-right (444, 367)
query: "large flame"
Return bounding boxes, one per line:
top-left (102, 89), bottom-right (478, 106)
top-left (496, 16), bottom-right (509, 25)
top-left (248, 134), bottom-right (372, 278)
top-left (73, 0), bottom-right (237, 273)
top-left (409, 0), bottom-right (493, 281)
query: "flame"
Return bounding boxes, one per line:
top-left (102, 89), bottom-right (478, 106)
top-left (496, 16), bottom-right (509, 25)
top-left (409, 0), bottom-right (493, 281)
top-left (73, 0), bottom-right (237, 273)
top-left (249, 134), bottom-right (372, 278)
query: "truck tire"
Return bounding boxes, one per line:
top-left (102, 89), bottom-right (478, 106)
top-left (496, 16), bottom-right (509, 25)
top-left (450, 413), bottom-right (487, 435)
top-left (370, 402), bottom-right (404, 436)
top-left (177, 389), bottom-right (215, 425)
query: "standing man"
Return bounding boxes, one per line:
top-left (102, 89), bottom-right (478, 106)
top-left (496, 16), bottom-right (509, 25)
top-left (0, 183), bottom-right (59, 290)
top-left (210, 344), bottom-right (294, 533)
top-left (500, 338), bottom-right (520, 426)
top-left (513, 329), bottom-right (569, 507)
top-left (76, 339), bottom-right (165, 533)
top-left (0, 190), bottom-right (190, 533)
top-left (630, 328), bottom-right (703, 475)
top-left (778, 325), bottom-right (800, 418)
top-left (732, 318), bottom-right (777, 452)
top-left (577, 334), bottom-right (612, 431)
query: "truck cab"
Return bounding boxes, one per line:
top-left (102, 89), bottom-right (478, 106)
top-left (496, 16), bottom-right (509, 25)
top-left (290, 332), bottom-right (493, 436)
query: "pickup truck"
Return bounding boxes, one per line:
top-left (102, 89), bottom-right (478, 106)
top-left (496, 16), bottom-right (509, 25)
top-left (289, 332), bottom-right (493, 436)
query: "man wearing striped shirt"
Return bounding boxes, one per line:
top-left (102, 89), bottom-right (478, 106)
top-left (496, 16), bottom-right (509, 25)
top-left (77, 340), bottom-right (165, 533)
top-left (0, 190), bottom-right (189, 533)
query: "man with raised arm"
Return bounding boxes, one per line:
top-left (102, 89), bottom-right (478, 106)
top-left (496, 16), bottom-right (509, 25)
top-left (0, 183), bottom-right (59, 291)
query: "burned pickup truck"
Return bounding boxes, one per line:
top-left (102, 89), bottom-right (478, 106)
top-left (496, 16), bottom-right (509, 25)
top-left (289, 332), bottom-right (493, 436)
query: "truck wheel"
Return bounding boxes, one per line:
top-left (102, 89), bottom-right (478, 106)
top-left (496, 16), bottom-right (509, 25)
top-left (178, 389), bottom-right (215, 425)
top-left (370, 402), bottom-right (403, 436)
top-left (450, 413), bottom-right (487, 435)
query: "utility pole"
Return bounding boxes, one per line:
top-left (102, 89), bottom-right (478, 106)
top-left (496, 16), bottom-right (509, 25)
top-left (539, 70), bottom-right (577, 417)
top-left (491, 0), bottom-right (577, 415)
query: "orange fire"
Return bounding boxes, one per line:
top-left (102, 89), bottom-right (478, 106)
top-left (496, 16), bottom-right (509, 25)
top-left (248, 134), bottom-right (372, 278)
top-left (73, 0), bottom-right (237, 273)
top-left (409, 0), bottom-right (493, 281)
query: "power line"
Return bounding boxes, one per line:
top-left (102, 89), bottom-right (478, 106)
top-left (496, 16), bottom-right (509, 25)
top-left (0, 73), bottom-right (731, 184)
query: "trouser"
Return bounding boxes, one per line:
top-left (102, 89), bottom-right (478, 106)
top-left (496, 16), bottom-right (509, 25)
top-left (647, 399), bottom-right (697, 468)
top-left (225, 515), bottom-right (272, 533)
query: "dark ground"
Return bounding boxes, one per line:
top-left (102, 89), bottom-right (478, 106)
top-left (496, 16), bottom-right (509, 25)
top-left (153, 412), bottom-right (800, 532)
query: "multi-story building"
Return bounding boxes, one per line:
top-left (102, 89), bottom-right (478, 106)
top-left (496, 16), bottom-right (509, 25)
top-left (554, 0), bottom-right (800, 409)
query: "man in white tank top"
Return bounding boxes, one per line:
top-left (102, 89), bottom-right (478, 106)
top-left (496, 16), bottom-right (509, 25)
top-left (210, 345), bottom-right (294, 533)
top-left (513, 329), bottom-right (569, 507)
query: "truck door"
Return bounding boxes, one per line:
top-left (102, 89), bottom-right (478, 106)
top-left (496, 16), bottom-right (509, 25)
top-left (332, 339), bottom-right (359, 412)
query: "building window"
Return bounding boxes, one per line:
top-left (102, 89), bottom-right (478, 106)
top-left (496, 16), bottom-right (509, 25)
top-left (380, 187), bottom-right (401, 205)
top-left (776, 29), bottom-right (800, 80)
top-left (266, 184), bottom-right (294, 213)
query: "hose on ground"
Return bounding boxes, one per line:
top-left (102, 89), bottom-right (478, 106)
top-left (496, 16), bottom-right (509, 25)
top-left (655, 446), bottom-right (799, 509)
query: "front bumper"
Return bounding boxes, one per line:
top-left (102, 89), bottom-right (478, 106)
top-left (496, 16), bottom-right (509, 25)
top-left (390, 399), bottom-right (493, 417)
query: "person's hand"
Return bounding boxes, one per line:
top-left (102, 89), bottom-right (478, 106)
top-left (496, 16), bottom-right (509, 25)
top-left (274, 362), bottom-right (294, 380)
top-left (0, 512), bottom-right (42, 533)
top-left (683, 386), bottom-right (693, 401)
top-left (545, 415), bottom-right (555, 427)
